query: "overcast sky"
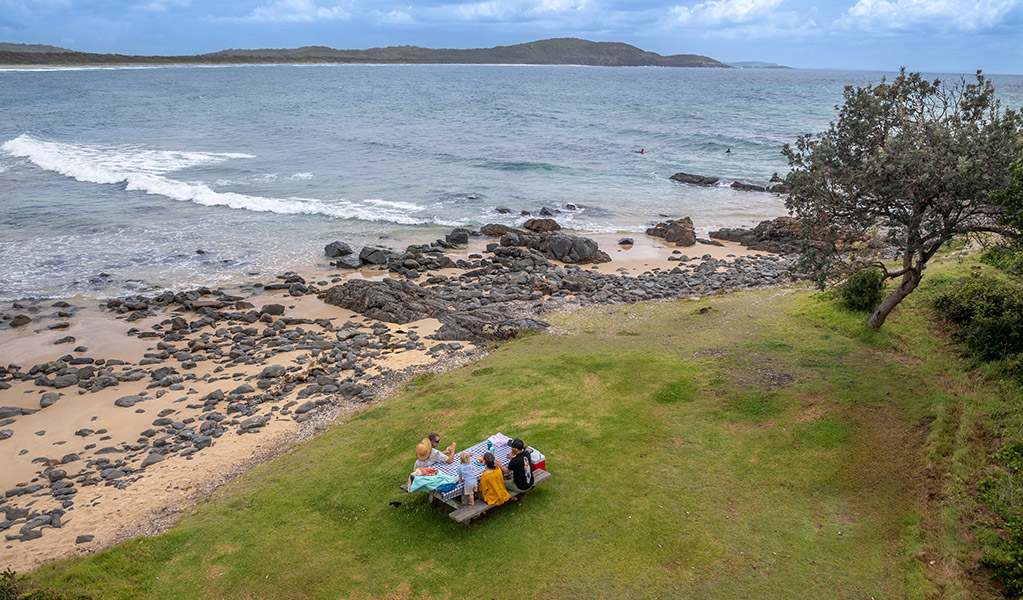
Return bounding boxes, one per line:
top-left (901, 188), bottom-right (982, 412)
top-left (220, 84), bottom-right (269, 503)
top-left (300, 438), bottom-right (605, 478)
top-left (1, 0), bottom-right (1021, 73)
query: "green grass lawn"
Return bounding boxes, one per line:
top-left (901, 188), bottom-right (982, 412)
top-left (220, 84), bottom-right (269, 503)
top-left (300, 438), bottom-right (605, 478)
top-left (22, 258), bottom-right (1016, 599)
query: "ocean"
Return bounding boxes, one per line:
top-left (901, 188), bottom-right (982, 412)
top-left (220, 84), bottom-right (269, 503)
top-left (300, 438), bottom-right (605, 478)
top-left (2, 64), bottom-right (1021, 301)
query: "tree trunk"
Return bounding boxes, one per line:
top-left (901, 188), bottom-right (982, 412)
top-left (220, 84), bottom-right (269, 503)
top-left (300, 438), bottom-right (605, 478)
top-left (867, 269), bottom-right (921, 328)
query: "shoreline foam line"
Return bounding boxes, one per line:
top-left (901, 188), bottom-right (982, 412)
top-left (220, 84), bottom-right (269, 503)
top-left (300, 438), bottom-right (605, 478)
top-left (1, 134), bottom-right (459, 226)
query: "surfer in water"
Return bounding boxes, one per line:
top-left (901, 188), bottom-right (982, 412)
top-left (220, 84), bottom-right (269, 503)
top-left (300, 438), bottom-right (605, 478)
top-left (725, 148), bottom-right (731, 154)
top-left (635, 149), bottom-right (646, 154)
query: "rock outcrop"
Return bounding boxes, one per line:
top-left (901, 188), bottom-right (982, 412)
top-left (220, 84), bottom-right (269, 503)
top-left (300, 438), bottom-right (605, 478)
top-left (498, 231), bottom-right (611, 264)
top-left (523, 218), bottom-right (561, 233)
top-left (646, 217), bottom-right (697, 247)
top-left (709, 217), bottom-right (802, 254)
top-left (670, 172), bottom-right (719, 186)
top-left (323, 279), bottom-right (451, 323)
top-left (433, 307), bottom-right (550, 342)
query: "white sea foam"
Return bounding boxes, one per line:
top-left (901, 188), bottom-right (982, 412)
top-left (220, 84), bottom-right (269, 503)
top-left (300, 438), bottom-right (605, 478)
top-left (0, 134), bottom-right (440, 226)
top-left (289, 172), bottom-right (314, 180)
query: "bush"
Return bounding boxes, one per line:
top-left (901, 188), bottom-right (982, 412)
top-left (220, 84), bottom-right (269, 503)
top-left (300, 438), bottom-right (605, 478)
top-left (933, 275), bottom-right (1023, 361)
top-left (841, 268), bottom-right (884, 312)
top-left (981, 245), bottom-right (1023, 278)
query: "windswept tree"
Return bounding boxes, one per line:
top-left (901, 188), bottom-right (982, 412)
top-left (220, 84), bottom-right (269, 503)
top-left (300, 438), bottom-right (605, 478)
top-left (783, 69), bottom-right (1022, 328)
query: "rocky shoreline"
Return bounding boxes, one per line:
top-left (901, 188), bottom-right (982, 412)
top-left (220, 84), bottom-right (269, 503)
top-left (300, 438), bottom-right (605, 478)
top-left (0, 217), bottom-right (800, 571)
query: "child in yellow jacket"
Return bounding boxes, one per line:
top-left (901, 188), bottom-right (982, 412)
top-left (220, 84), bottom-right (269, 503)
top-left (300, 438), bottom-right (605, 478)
top-left (479, 452), bottom-right (511, 506)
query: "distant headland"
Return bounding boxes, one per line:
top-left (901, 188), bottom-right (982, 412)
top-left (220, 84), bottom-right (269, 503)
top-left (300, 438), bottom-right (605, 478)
top-left (0, 38), bottom-right (731, 68)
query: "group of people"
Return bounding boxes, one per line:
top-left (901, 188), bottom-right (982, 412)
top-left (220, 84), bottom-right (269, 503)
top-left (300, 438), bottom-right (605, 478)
top-left (413, 432), bottom-right (534, 507)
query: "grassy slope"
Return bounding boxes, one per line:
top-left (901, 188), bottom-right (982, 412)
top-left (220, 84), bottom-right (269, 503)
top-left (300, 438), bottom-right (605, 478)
top-left (23, 257), bottom-right (1013, 599)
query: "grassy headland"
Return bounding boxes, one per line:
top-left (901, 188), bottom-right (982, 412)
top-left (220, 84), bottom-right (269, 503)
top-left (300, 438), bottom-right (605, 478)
top-left (0, 38), bottom-right (729, 68)
top-left (18, 253), bottom-right (1018, 599)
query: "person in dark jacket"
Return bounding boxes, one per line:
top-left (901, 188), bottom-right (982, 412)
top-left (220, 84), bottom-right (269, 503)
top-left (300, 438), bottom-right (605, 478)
top-left (503, 438), bottom-right (534, 494)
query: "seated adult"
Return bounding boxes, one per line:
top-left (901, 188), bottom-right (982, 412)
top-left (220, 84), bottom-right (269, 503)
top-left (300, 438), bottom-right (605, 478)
top-left (503, 438), bottom-right (534, 494)
top-left (414, 432), bottom-right (456, 469)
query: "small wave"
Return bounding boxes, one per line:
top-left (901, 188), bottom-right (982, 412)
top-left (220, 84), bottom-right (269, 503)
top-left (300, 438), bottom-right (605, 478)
top-left (474, 158), bottom-right (562, 172)
top-left (363, 198), bottom-right (422, 211)
top-left (289, 172), bottom-right (314, 180)
top-left (0, 134), bottom-right (455, 227)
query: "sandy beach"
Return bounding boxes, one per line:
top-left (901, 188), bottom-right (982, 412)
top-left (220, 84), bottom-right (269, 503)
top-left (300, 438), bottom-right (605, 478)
top-left (0, 228), bottom-right (774, 572)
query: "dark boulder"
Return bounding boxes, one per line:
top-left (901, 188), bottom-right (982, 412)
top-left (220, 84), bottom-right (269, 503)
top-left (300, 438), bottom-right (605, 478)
top-left (670, 172), bottom-right (720, 186)
top-left (646, 217), bottom-right (697, 247)
top-left (10, 315), bottom-right (31, 328)
top-left (323, 279), bottom-right (451, 324)
top-left (260, 304), bottom-right (285, 316)
top-left (730, 181), bottom-right (767, 193)
top-left (523, 218), bottom-right (560, 233)
top-left (445, 228), bottom-right (471, 246)
top-left (324, 241), bottom-right (354, 258)
top-left (479, 223), bottom-right (526, 238)
top-left (333, 255), bottom-right (362, 270)
top-left (358, 246), bottom-right (397, 266)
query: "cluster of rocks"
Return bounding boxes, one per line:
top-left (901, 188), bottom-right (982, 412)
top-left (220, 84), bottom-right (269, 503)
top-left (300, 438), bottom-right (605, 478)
top-left (1, 287), bottom-right (468, 547)
top-left (2, 355), bottom-right (132, 397)
top-left (1, 504), bottom-right (68, 543)
top-left (669, 171), bottom-right (789, 194)
top-left (1, 300), bottom-right (78, 331)
top-left (323, 226), bottom-right (795, 336)
top-left (494, 205), bottom-right (578, 217)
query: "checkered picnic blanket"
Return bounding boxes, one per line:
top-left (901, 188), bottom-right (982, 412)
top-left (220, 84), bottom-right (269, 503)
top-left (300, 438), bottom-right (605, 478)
top-left (429, 434), bottom-right (512, 502)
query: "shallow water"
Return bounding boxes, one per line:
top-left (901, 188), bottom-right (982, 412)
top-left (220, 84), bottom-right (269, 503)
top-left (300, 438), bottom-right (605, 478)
top-left (2, 64), bottom-right (1021, 301)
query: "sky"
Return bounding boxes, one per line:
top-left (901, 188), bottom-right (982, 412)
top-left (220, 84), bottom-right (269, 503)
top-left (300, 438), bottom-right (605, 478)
top-left (1, 0), bottom-right (1021, 73)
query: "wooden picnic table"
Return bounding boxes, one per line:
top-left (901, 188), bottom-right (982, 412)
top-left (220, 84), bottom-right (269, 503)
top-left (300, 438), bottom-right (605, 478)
top-left (400, 434), bottom-right (550, 523)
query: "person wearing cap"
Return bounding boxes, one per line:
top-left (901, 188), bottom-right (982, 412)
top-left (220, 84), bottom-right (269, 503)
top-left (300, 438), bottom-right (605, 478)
top-left (503, 438), bottom-right (534, 494)
top-left (414, 433), bottom-right (456, 469)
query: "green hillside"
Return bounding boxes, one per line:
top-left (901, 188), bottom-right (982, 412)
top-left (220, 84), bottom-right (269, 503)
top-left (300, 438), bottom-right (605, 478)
top-left (16, 252), bottom-right (1019, 599)
top-left (0, 38), bottom-right (730, 67)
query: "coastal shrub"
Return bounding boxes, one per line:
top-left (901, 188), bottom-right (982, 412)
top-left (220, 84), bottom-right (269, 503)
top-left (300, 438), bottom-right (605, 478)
top-left (933, 275), bottom-right (1023, 363)
top-left (981, 245), bottom-right (1023, 277)
top-left (1, 569), bottom-right (17, 600)
top-left (840, 268), bottom-right (884, 313)
top-left (978, 469), bottom-right (1023, 597)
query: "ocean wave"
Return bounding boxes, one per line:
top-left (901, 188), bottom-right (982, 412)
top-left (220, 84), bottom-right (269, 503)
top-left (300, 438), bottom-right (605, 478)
top-left (0, 134), bottom-right (458, 227)
top-left (473, 158), bottom-right (563, 172)
top-left (289, 172), bottom-right (314, 180)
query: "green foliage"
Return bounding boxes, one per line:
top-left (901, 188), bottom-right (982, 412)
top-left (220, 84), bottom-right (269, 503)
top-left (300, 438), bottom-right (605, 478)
top-left (981, 244), bottom-right (1023, 278)
top-left (991, 158), bottom-right (1023, 238)
top-left (782, 69), bottom-right (1023, 327)
top-left (1, 569), bottom-right (17, 600)
top-left (841, 268), bottom-right (885, 312)
top-left (933, 274), bottom-right (1023, 363)
top-left (0, 39), bottom-right (728, 68)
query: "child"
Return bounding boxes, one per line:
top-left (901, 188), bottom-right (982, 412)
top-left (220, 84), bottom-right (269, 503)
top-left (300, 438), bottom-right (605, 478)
top-left (457, 452), bottom-right (478, 506)
top-left (478, 452), bottom-right (511, 506)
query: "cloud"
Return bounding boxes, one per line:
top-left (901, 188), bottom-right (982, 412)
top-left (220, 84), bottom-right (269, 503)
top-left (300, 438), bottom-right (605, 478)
top-left (671, 0), bottom-right (783, 25)
top-left (431, 0), bottom-right (589, 22)
top-left (379, 8), bottom-right (414, 23)
top-left (135, 0), bottom-right (190, 12)
top-left (667, 0), bottom-right (817, 37)
top-left (241, 0), bottom-right (351, 23)
top-left (837, 0), bottom-right (1023, 33)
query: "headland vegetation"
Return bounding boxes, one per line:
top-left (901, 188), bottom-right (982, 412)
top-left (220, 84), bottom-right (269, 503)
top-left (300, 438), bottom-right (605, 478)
top-left (0, 38), bottom-right (729, 68)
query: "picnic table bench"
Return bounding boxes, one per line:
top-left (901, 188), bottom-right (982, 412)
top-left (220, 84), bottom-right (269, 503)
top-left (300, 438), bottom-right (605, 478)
top-left (400, 435), bottom-right (550, 523)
